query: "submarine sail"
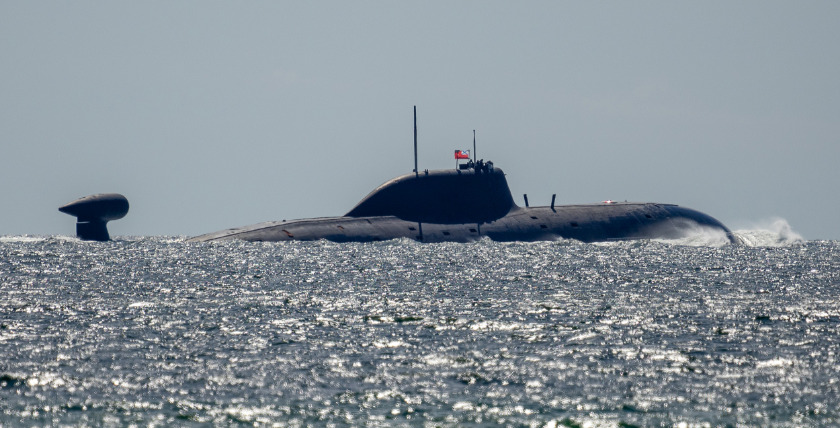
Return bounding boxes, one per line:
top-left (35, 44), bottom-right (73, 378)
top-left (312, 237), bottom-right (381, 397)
top-left (345, 167), bottom-right (513, 224)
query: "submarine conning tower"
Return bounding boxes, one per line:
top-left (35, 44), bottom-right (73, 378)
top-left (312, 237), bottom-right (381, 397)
top-left (345, 165), bottom-right (515, 224)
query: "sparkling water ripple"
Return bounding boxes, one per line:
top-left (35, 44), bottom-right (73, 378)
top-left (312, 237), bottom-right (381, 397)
top-left (1, 236), bottom-right (838, 426)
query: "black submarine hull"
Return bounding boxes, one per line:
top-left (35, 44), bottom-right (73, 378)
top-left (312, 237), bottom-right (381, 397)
top-left (188, 203), bottom-right (735, 244)
top-left (189, 166), bottom-right (735, 244)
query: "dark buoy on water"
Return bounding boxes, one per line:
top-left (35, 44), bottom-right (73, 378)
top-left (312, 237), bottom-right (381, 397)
top-left (58, 193), bottom-right (129, 241)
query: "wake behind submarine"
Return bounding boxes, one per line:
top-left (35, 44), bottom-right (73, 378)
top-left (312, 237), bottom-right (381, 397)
top-left (189, 109), bottom-right (735, 244)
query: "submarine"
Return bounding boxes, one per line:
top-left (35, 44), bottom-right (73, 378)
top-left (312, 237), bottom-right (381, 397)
top-left (188, 161), bottom-right (734, 244)
top-left (59, 193), bottom-right (129, 241)
top-left (189, 109), bottom-right (735, 244)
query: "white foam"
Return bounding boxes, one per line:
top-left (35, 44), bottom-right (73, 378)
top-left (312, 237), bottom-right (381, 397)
top-left (128, 301), bottom-right (155, 309)
top-left (651, 223), bottom-right (733, 247)
top-left (733, 218), bottom-right (804, 247)
top-left (0, 236), bottom-right (48, 243)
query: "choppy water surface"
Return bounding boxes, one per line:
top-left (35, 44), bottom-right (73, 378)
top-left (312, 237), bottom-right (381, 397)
top-left (1, 231), bottom-right (839, 426)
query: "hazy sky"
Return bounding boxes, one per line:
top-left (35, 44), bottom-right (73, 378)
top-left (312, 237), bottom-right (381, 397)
top-left (2, 2), bottom-right (838, 240)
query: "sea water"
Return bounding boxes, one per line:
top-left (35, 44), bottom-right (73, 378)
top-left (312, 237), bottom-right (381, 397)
top-left (1, 227), bottom-right (838, 426)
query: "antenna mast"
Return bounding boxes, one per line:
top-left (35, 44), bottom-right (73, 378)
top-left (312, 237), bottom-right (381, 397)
top-left (414, 106), bottom-right (418, 177)
top-left (473, 130), bottom-right (476, 162)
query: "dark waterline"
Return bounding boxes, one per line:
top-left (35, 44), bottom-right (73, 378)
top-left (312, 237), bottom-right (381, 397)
top-left (1, 235), bottom-right (838, 426)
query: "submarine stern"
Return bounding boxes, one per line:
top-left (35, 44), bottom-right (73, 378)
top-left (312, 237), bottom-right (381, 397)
top-left (58, 193), bottom-right (129, 241)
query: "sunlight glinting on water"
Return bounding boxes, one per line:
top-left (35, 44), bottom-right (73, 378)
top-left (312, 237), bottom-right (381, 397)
top-left (1, 226), bottom-right (838, 426)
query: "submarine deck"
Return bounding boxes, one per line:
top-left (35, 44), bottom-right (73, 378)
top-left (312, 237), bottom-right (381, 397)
top-left (188, 202), bottom-right (734, 244)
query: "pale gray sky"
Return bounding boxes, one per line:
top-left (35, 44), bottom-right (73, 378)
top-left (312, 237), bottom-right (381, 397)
top-left (2, 1), bottom-right (838, 240)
